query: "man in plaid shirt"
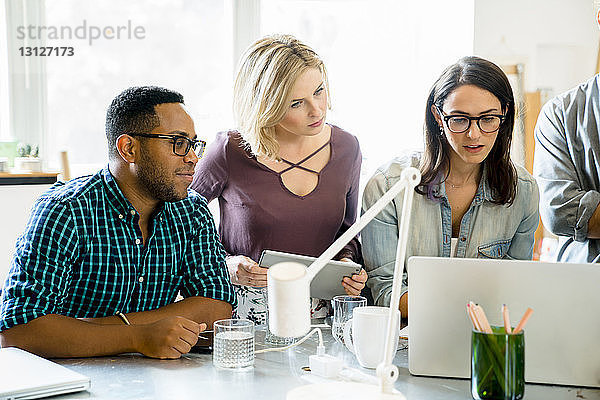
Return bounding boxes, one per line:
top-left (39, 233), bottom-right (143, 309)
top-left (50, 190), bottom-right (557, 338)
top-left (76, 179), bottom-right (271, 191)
top-left (0, 86), bottom-right (236, 359)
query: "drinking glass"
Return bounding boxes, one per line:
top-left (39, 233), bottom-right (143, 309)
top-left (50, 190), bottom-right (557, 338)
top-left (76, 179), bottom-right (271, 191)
top-left (213, 319), bottom-right (255, 369)
top-left (331, 295), bottom-right (366, 342)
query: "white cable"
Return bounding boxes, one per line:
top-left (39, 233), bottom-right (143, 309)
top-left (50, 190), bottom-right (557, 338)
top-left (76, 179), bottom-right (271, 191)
top-left (255, 328), bottom-right (323, 354)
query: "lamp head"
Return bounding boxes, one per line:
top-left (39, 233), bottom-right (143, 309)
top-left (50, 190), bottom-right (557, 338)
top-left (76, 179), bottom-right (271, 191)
top-left (267, 261), bottom-right (311, 337)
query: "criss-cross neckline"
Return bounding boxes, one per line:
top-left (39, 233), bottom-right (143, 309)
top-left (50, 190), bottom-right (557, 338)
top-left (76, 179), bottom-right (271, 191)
top-left (252, 129), bottom-right (334, 199)
top-left (277, 139), bottom-right (331, 176)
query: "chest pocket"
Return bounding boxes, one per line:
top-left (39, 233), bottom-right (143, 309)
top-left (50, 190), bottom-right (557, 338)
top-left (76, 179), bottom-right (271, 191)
top-left (477, 239), bottom-right (511, 259)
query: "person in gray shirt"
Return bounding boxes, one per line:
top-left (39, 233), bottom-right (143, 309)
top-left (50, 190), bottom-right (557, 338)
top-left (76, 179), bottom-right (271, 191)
top-left (534, 71), bottom-right (600, 263)
top-left (534, 5), bottom-right (600, 263)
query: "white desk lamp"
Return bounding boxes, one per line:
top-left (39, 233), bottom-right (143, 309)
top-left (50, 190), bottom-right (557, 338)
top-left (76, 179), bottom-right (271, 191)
top-left (267, 167), bottom-right (420, 399)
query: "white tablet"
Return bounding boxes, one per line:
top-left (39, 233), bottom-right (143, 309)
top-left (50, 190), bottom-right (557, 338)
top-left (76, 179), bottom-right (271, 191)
top-left (259, 249), bottom-right (362, 300)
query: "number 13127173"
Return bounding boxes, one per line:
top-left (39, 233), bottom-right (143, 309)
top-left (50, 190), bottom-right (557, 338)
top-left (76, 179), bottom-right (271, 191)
top-left (19, 47), bottom-right (74, 56)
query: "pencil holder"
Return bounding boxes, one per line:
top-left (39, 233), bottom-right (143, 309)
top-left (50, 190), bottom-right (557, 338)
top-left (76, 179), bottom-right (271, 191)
top-left (471, 326), bottom-right (524, 400)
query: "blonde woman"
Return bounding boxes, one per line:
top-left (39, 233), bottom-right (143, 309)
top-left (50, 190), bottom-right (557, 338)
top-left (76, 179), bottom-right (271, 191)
top-left (191, 35), bottom-right (366, 324)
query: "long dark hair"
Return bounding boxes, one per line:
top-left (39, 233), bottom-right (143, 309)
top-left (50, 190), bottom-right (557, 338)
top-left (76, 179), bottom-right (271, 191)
top-left (416, 56), bottom-right (517, 205)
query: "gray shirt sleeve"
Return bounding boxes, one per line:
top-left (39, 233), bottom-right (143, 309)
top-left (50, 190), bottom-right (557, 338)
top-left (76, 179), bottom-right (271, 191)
top-left (534, 98), bottom-right (600, 242)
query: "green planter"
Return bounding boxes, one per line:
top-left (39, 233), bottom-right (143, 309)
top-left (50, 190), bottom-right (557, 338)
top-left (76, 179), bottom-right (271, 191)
top-left (471, 326), bottom-right (525, 400)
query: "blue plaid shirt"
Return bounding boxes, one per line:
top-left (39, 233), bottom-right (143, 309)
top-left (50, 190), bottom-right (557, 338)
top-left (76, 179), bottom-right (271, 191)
top-left (0, 167), bottom-right (235, 331)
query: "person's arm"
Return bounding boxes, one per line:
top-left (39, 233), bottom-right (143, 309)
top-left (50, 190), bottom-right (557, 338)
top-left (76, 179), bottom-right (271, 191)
top-left (588, 207), bottom-right (600, 238)
top-left (190, 131), bottom-right (269, 287)
top-left (0, 314), bottom-right (201, 359)
top-left (361, 167), bottom-right (408, 317)
top-left (534, 100), bottom-right (600, 241)
top-left (506, 174), bottom-right (540, 260)
top-left (82, 296), bottom-right (231, 327)
top-left (336, 137), bottom-right (367, 295)
top-left (335, 136), bottom-right (363, 263)
top-left (225, 255), bottom-right (268, 287)
top-left (178, 194), bottom-right (237, 316)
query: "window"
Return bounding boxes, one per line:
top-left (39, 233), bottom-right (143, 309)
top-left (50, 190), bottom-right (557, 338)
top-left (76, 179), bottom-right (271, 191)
top-left (6, 1), bottom-right (474, 179)
top-left (42, 0), bottom-right (234, 176)
top-left (261, 0), bottom-right (474, 178)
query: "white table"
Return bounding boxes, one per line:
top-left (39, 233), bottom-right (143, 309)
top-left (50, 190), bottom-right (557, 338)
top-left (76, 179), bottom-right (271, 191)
top-left (51, 326), bottom-right (600, 400)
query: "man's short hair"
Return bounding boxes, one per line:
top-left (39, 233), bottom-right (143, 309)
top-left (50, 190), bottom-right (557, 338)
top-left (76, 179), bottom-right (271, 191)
top-left (105, 86), bottom-right (184, 159)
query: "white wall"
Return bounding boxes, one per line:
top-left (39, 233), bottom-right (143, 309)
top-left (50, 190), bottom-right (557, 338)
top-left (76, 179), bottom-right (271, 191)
top-left (0, 185), bottom-right (51, 284)
top-left (474, 0), bottom-right (599, 97)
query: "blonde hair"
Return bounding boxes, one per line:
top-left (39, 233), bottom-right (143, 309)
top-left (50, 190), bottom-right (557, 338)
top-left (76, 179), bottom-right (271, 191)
top-left (233, 34), bottom-right (330, 159)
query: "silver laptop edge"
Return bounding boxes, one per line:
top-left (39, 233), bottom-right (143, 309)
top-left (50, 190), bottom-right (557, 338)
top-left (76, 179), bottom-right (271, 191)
top-left (408, 256), bottom-right (600, 387)
top-left (0, 347), bottom-right (90, 400)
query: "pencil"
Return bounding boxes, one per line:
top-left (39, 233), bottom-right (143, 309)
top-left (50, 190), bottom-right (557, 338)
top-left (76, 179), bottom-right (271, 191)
top-left (513, 307), bottom-right (533, 334)
top-left (473, 304), bottom-right (493, 334)
top-left (466, 303), bottom-right (481, 331)
top-left (468, 301), bottom-right (480, 331)
top-left (468, 301), bottom-right (483, 332)
top-left (502, 304), bottom-right (512, 334)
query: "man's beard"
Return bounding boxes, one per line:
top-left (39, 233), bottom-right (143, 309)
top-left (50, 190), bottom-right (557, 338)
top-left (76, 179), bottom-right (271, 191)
top-left (137, 149), bottom-right (186, 202)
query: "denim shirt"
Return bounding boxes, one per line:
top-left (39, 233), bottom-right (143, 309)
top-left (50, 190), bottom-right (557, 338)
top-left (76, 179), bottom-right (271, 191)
top-left (361, 153), bottom-right (540, 307)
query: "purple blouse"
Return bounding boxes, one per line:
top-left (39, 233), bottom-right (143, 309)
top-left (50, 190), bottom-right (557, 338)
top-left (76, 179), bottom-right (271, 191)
top-left (191, 125), bottom-right (362, 264)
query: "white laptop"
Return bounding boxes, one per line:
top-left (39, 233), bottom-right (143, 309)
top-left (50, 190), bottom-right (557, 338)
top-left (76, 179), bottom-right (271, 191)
top-left (407, 256), bottom-right (600, 387)
top-left (0, 347), bottom-right (90, 400)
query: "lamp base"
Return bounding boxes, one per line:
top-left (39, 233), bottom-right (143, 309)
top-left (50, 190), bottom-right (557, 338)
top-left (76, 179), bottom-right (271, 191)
top-left (287, 382), bottom-right (406, 400)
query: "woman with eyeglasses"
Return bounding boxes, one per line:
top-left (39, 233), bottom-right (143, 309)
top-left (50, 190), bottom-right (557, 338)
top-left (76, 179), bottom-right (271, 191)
top-left (190, 34), bottom-right (366, 325)
top-left (361, 56), bottom-right (539, 316)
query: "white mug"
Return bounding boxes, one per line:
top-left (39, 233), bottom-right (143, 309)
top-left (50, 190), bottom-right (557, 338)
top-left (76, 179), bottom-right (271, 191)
top-left (343, 306), bottom-right (400, 369)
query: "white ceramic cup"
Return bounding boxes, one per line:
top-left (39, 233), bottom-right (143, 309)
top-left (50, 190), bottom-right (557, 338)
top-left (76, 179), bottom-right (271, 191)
top-left (343, 306), bottom-right (400, 369)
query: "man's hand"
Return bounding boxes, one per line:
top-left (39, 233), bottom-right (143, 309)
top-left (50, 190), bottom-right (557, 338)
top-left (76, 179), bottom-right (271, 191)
top-left (226, 255), bottom-right (268, 287)
top-left (339, 257), bottom-right (368, 296)
top-left (135, 316), bottom-right (205, 359)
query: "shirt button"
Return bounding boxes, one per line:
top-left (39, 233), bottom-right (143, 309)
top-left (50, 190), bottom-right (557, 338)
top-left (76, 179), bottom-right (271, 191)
top-left (130, 210), bottom-right (136, 216)
top-left (118, 214), bottom-right (123, 219)
top-left (138, 276), bottom-right (144, 283)
top-left (135, 238), bottom-right (141, 245)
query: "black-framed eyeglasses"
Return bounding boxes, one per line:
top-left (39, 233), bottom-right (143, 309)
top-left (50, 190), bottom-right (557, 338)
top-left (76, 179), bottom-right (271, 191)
top-left (128, 132), bottom-right (206, 157)
top-left (436, 107), bottom-right (505, 134)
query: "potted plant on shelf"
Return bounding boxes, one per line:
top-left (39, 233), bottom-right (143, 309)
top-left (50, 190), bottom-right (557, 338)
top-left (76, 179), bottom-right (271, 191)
top-left (14, 143), bottom-right (41, 173)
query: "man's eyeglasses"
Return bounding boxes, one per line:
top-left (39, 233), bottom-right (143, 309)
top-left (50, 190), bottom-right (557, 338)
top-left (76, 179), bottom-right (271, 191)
top-left (128, 132), bottom-right (206, 157)
top-left (436, 107), bottom-right (505, 134)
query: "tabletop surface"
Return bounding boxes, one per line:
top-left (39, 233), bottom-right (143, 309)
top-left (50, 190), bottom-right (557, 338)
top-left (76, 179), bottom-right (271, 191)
top-left (51, 325), bottom-right (600, 400)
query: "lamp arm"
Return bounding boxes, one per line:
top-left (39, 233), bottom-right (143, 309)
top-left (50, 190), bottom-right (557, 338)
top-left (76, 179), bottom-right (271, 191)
top-left (306, 168), bottom-right (418, 280)
top-left (377, 168), bottom-right (418, 393)
top-left (384, 172), bottom-right (416, 363)
top-left (304, 167), bottom-right (420, 395)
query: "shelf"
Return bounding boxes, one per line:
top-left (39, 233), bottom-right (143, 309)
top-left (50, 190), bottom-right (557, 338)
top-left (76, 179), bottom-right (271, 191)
top-left (0, 172), bottom-right (59, 185)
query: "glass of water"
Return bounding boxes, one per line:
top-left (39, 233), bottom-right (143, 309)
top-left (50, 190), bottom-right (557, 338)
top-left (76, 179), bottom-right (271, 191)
top-left (213, 319), bottom-right (255, 370)
top-left (332, 295), bottom-right (367, 343)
